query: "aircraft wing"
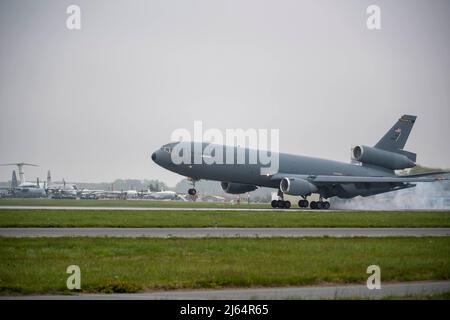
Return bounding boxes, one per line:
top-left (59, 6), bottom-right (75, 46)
top-left (271, 172), bottom-right (449, 184)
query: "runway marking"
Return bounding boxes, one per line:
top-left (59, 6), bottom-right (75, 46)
top-left (1, 227), bottom-right (449, 238)
top-left (2, 281), bottom-right (449, 300)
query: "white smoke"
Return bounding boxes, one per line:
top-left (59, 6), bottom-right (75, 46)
top-left (331, 176), bottom-right (450, 210)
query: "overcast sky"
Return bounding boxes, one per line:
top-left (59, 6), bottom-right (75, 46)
top-left (0, 0), bottom-right (449, 186)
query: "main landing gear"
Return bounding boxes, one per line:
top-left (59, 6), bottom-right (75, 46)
top-left (309, 197), bottom-right (330, 210)
top-left (271, 191), bottom-right (331, 210)
top-left (271, 199), bottom-right (291, 209)
top-left (271, 189), bottom-right (291, 209)
top-left (298, 196), bottom-right (330, 209)
top-left (298, 196), bottom-right (309, 208)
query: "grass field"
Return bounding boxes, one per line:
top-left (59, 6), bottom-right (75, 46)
top-left (0, 198), bottom-right (269, 208)
top-left (0, 209), bottom-right (449, 228)
top-left (0, 237), bottom-right (449, 294)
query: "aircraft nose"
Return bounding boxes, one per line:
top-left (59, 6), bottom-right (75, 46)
top-left (151, 152), bottom-right (157, 162)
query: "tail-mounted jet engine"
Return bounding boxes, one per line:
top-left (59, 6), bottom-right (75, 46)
top-left (352, 145), bottom-right (416, 170)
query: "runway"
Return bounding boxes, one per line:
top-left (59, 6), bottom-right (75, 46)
top-left (0, 205), bottom-right (448, 212)
top-left (1, 227), bottom-right (449, 237)
top-left (0, 205), bottom-right (331, 212)
top-left (3, 281), bottom-right (449, 300)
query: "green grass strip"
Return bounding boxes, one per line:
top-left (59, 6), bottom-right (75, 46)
top-left (0, 237), bottom-right (449, 294)
top-left (0, 209), bottom-right (449, 228)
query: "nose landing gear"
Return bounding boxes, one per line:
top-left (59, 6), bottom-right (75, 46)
top-left (187, 178), bottom-right (199, 200)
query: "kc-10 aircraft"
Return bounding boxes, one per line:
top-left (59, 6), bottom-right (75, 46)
top-left (152, 115), bottom-right (447, 209)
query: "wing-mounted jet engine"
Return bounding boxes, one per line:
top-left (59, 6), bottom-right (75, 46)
top-left (221, 182), bottom-right (257, 194)
top-left (280, 177), bottom-right (317, 196)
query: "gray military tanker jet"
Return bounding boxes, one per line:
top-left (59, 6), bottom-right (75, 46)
top-left (152, 115), bottom-right (447, 209)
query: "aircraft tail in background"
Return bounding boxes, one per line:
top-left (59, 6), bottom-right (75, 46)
top-left (11, 170), bottom-right (18, 188)
top-left (47, 170), bottom-right (52, 186)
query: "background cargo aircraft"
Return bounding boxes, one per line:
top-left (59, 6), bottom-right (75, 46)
top-left (152, 115), bottom-right (448, 209)
top-left (12, 181), bottom-right (47, 198)
top-left (45, 171), bottom-right (78, 199)
top-left (143, 190), bottom-right (181, 200)
top-left (0, 169), bottom-right (46, 198)
top-left (0, 162), bottom-right (38, 185)
top-left (126, 189), bottom-right (181, 200)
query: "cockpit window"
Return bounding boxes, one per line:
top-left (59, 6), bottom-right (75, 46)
top-left (161, 146), bottom-right (172, 153)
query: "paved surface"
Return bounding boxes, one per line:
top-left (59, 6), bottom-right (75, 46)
top-left (1, 227), bottom-right (449, 238)
top-left (0, 205), bottom-right (333, 212)
top-left (0, 205), bottom-right (448, 212)
top-left (2, 281), bottom-right (449, 300)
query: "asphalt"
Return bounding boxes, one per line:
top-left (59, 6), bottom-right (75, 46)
top-left (3, 281), bottom-right (449, 300)
top-left (0, 205), bottom-right (448, 212)
top-left (0, 205), bottom-right (329, 211)
top-left (1, 227), bottom-right (449, 237)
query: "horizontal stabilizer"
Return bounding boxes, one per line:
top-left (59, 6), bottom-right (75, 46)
top-left (272, 173), bottom-right (448, 184)
top-left (309, 175), bottom-right (447, 184)
top-left (398, 171), bottom-right (450, 178)
top-left (395, 149), bottom-right (417, 162)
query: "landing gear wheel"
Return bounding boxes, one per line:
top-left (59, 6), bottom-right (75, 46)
top-left (188, 188), bottom-right (197, 196)
top-left (309, 200), bottom-right (330, 210)
top-left (276, 200), bottom-right (291, 209)
top-left (298, 199), bottom-right (309, 208)
top-left (271, 200), bottom-right (278, 208)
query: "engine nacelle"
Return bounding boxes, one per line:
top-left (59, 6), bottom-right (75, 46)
top-left (280, 178), bottom-right (318, 196)
top-left (221, 182), bottom-right (258, 194)
top-left (352, 145), bottom-right (415, 170)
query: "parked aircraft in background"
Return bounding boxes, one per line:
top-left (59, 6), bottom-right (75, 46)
top-left (79, 189), bottom-right (105, 200)
top-left (0, 163), bottom-right (38, 185)
top-left (0, 163), bottom-right (46, 198)
top-left (45, 171), bottom-right (78, 199)
top-left (11, 178), bottom-right (47, 198)
top-left (152, 115), bottom-right (448, 209)
top-left (0, 187), bottom-right (9, 198)
top-left (123, 189), bottom-right (181, 200)
top-left (142, 190), bottom-right (180, 200)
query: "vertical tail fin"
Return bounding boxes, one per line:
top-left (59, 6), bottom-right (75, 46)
top-left (11, 170), bottom-right (18, 188)
top-left (375, 115), bottom-right (416, 151)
